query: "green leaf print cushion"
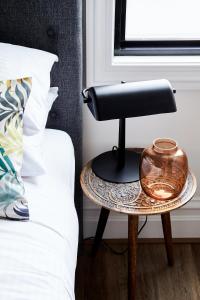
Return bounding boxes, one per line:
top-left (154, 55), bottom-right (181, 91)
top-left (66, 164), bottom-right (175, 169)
top-left (0, 78), bottom-right (31, 220)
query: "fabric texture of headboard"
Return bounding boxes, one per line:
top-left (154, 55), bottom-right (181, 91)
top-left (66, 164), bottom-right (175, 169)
top-left (0, 0), bottom-right (83, 240)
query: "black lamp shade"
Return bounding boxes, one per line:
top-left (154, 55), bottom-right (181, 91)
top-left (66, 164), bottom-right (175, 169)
top-left (86, 79), bottom-right (177, 121)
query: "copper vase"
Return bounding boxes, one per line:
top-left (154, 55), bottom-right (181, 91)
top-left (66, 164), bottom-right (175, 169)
top-left (140, 138), bottom-right (188, 200)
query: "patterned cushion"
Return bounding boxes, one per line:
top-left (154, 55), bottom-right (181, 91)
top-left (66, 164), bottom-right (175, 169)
top-left (0, 78), bottom-right (31, 220)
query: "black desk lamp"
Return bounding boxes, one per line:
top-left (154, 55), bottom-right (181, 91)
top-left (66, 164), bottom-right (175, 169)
top-left (82, 79), bottom-right (177, 183)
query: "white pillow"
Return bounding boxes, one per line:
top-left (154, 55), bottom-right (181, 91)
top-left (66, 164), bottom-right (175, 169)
top-left (22, 87), bottom-right (59, 177)
top-left (0, 42), bottom-right (58, 136)
top-left (0, 42), bottom-right (58, 177)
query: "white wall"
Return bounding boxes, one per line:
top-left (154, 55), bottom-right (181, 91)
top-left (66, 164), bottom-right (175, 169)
top-left (83, 0), bottom-right (200, 239)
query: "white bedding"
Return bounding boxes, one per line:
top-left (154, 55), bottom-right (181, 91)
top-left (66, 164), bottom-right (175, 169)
top-left (0, 129), bottom-right (78, 300)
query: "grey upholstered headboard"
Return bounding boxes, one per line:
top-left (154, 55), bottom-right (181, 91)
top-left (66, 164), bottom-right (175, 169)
top-left (0, 0), bottom-right (83, 239)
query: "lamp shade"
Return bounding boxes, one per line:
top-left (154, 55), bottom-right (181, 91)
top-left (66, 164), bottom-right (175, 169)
top-left (85, 79), bottom-right (176, 121)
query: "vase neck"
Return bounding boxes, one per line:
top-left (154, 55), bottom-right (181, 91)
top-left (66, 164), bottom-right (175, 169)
top-left (153, 138), bottom-right (177, 154)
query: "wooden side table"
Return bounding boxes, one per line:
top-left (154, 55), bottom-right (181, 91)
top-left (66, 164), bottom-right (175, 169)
top-left (80, 161), bottom-right (196, 300)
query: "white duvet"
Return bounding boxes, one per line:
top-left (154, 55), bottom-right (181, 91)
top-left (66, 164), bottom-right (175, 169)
top-left (0, 129), bottom-right (78, 300)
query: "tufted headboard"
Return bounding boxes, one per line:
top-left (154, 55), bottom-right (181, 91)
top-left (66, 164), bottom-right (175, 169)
top-left (0, 0), bottom-right (83, 240)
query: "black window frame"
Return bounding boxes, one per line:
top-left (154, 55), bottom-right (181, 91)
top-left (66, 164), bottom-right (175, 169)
top-left (114, 0), bottom-right (200, 56)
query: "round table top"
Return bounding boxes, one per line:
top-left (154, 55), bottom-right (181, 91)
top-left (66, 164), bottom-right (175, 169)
top-left (80, 161), bottom-right (197, 216)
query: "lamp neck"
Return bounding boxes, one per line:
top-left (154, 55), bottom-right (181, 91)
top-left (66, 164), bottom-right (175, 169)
top-left (118, 118), bottom-right (126, 168)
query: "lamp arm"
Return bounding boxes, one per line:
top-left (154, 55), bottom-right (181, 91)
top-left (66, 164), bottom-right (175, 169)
top-left (118, 118), bottom-right (126, 169)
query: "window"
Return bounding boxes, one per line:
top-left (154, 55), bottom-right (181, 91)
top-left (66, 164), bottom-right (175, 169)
top-left (115, 0), bottom-right (200, 56)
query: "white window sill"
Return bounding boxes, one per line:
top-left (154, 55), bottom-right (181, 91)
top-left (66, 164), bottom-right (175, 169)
top-left (113, 55), bottom-right (200, 67)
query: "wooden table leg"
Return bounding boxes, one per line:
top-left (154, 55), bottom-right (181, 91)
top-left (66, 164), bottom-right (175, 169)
top-left (161, 212), bottom-right (174, 266)
top-left (92, 207), bottom-right (110, 255)
top-left (128, 215), bottom-right (138, 300)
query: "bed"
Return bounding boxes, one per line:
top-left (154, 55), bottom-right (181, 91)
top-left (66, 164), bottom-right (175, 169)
top-left (0, 129), bottom-right (78, 299)
top-left (0, 0), bottom-right (82, 299)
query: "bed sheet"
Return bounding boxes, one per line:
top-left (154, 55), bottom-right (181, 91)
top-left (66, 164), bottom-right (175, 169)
top-left (0, 129), bottom-right (78, 300)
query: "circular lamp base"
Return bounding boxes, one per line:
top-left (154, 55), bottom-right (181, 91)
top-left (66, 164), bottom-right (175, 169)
top-left (92, 150), bottom-right (141, 183)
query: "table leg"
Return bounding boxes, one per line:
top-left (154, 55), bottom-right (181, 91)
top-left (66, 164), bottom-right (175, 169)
top-left (92, 207), bottom-right (110, 255)
top-left (128, 215), bottom-right (138, 300)
top-left (161, 212), bottom-right (174, 266)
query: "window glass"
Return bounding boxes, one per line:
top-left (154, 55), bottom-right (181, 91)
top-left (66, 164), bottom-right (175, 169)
top-left (126, 0), bottom-right (200, 41)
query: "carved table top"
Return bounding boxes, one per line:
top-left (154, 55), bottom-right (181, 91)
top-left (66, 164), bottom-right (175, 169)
top-left (80, 161), bottom-right (197, 215)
